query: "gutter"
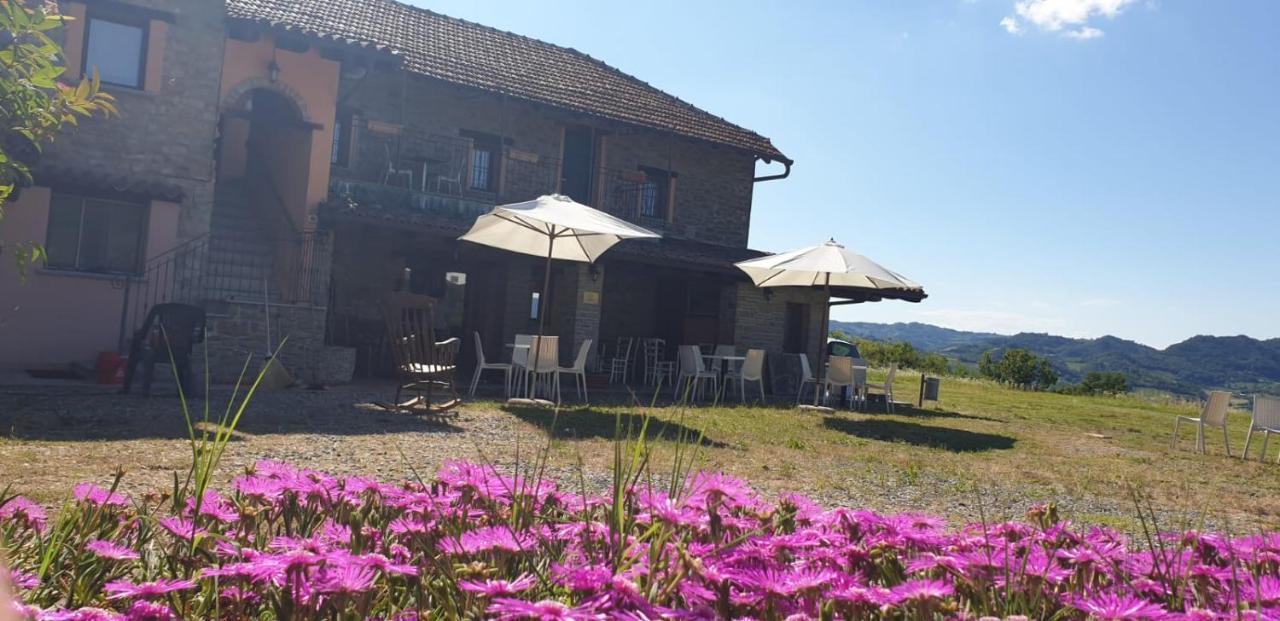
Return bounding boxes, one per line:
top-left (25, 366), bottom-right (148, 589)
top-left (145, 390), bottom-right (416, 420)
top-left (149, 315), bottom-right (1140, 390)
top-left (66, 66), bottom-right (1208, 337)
top-left (753, 156), bottom-right (792, 183)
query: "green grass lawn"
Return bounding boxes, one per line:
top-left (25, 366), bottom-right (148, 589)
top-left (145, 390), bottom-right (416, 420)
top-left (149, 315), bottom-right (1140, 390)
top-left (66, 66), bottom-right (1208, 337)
top-left (496, 370), bottom-right (1280, 532)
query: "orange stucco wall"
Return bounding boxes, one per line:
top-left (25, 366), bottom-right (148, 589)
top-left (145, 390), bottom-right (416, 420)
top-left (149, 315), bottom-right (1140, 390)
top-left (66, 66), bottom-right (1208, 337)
top-left (0, 188), bottom-right (181, 369)
top-left (220, 38), bottom-right (340, 231)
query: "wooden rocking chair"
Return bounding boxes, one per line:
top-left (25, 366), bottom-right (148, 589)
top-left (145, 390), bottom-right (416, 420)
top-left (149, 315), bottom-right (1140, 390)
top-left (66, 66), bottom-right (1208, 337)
top-left (381, 293), bottom-right (462, 414)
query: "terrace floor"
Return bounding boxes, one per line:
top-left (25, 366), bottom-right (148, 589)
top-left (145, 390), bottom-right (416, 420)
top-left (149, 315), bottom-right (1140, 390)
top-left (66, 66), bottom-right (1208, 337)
top-left (2, 372), bottom-right (1278, 532)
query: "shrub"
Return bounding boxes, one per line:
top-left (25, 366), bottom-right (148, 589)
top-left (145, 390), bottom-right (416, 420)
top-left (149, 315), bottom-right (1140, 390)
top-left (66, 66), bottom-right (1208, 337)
top-left (1, 461), bottom-right (1275, 620)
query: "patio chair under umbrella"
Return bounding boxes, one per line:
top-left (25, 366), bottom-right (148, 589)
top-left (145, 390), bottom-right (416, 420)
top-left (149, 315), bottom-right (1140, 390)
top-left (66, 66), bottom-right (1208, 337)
top-left (459, 194), bottom-right (660, 404)
top-left (733, 239), bottom-right (926, 409)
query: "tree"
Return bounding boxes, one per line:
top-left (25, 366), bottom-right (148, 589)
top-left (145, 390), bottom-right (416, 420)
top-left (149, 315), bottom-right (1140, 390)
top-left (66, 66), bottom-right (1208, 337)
top-left (2, 0), bottom-right (116, 271)
top-left (1075, 371), bottom-right (1129, 396)
top-left (979, 348), bottom-right (1059, 391)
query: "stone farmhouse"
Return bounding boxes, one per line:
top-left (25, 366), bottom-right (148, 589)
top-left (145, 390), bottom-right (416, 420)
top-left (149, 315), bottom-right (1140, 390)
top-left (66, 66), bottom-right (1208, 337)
top-left (0, 0), bottom-right (830, 388)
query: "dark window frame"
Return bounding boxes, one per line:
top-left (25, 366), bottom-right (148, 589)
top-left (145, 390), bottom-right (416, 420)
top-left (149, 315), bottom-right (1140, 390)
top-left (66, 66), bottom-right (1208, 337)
top-left (82, 12), bottom-right (149, 89)
top-left (638, 166), bottom-right (675, 220)
top-left (331, 108), bottom-right (354, 166)
top-left (461, 130), bottom-right (503, 193)
top-left (44, 193), bottom-right (149, 275)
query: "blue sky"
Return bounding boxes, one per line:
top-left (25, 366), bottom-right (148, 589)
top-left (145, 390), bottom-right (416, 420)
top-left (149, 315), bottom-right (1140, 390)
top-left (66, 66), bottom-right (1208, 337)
top-left (412, 0), bottom-right (1280, 349)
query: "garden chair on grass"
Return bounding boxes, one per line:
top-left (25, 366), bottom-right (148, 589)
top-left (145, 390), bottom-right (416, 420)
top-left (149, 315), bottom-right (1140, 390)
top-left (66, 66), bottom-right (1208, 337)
top-left (468, 332), bottom-right (511, 397)
top-left (1243, 396), bottom-right (1280, 462)
top-left (521, 335), bottom-right (560, 403)
top-left (1171, 390), bottom-right (1232, 455)
top-left (797, 354), bottom-right (818, 405)
top-left (556, 339), bottom-right (593, 404)
top-left (382, 293), bottom-right (461, 414)
top-left (865, 363), bottom-right (898, 412)
top-left (824, 356), bottom-right (857, 409)
top-left (726, 348), bottom-right (766, 404)
top-left (675, 344), bottom-right (718, 402)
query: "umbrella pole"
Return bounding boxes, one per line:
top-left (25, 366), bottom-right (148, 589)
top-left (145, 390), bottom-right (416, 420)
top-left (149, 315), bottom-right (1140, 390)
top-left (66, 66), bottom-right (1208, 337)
top-left (528, 235), bottom-right (555, 400)
top-left (813, 281), bottom-right (831, 407)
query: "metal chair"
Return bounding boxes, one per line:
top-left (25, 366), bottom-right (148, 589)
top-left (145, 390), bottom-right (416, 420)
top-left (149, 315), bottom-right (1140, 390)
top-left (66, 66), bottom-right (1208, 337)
top-left (643, 338), bottom-right (675, 387)
top-left (382, 293), bottom-right (461, 414)
top-left (1171, 390), bottom-right (1233, 455)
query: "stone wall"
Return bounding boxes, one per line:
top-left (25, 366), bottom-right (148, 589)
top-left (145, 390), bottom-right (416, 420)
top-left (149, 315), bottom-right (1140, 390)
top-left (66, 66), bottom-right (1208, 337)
top-left (198, 300), bottom-right (353, 385)
top-left (732, 283), bottom-right (828, 393)
top-left (47, 0), bottom-right (226, 241)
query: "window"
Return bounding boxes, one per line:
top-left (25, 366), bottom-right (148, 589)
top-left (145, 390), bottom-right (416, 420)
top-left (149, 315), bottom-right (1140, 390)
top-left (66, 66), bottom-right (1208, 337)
top-left (331, 108), bottom-right (353, 166)
top-left (638, 166), bottom-right (672, 219)
top-left (462, 131), bottom-right (502, 192)
top-left (84, 16), bottom-right (147, 88)
top-left (45, 194), bottom-right (147, 274)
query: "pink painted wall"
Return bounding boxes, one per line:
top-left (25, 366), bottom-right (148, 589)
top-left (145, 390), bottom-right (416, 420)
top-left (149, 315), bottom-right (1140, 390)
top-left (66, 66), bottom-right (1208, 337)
top-left (0, 188), bottom-right (181, 369)
top-left (220, 38), bottom-right (340, 231)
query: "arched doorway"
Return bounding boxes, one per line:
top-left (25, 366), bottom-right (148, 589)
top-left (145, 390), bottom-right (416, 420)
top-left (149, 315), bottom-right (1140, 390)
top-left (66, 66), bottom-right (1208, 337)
top-left (215, 87), bottom-right (314, 235)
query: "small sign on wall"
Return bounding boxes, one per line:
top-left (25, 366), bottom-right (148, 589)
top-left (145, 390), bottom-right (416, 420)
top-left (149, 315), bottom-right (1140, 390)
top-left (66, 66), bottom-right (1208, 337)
top-left (582, 291), bottom-right (600, 305)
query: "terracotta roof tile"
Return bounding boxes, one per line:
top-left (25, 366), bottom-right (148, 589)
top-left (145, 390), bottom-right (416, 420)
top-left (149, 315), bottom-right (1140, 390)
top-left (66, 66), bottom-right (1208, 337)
top-left (226, 0), bottom-right (788, 161)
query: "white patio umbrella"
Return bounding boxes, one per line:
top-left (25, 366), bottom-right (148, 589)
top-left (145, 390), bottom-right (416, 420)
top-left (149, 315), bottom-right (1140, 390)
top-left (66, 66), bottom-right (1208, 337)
top-left (734, 239), bottom-right (925, 408)
top-left (459, 194), bottom-right (660, 403)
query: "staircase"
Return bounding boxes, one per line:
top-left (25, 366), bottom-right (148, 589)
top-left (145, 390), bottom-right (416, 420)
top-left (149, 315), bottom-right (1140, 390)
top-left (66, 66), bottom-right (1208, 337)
top-left (206, 182), bottom-right (277, 302)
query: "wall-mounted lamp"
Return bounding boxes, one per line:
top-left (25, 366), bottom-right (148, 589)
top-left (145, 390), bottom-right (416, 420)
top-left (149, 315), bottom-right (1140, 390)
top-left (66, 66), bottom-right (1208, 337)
top-left (267, 59), bottom-right (281, 83)
top-left (588, 264), bottom-right (600, 282)
top-left (762, 289), bottom-right (774, 302)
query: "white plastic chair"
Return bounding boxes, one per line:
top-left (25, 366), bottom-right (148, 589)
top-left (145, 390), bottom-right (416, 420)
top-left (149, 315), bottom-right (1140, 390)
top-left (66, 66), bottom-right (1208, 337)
top-left (609, 337), bottom-right (633, 384)
top-left (824, 356), bottom-right (856, 409)
top-left (1243, 396), bottom-right (1280, 462)
top-left (382, 143), bottom-right (414, 187)
top-left (556, 339), bottom-right (593, 404)
top-left (796, 354), bottom-right (818, 405)
top-left (510, 334), bottom-right (532, 396)
top-left (674, 344), bottom-right (718, 401)
top-left (865, 364), bottom-right (898, 412)
top-left (1172, 390), bottom-right (1233, 455)
top-left (522, 335), bottom-right (560, 402)
top-left (726, 348), bottom-right (766, 403)
top-left (468, 332), bottom-right (511, 397)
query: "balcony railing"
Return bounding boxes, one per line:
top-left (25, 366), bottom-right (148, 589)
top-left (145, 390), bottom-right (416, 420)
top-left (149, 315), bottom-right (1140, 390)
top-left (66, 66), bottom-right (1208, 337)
top-left (331, 126), bottom-right (669, 230)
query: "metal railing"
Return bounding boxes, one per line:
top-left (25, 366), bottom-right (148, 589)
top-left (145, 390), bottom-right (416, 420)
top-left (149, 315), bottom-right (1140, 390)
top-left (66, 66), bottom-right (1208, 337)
top-left (114, 229), bottom-right (331, 352)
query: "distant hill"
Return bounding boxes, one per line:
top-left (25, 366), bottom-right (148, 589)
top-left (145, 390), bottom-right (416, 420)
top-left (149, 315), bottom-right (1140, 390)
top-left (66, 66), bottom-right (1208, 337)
top-left (831, 321), bottom-right (1280, 396)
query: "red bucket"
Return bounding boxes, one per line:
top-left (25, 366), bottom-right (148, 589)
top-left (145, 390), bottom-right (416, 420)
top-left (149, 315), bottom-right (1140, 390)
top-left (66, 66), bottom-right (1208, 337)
top-left (96, 351), bottom-right (126, 385)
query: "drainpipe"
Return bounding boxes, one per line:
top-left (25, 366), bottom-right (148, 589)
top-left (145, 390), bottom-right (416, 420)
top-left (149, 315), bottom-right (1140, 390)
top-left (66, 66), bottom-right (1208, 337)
top-left (753, 156), bottom-right (792, 183)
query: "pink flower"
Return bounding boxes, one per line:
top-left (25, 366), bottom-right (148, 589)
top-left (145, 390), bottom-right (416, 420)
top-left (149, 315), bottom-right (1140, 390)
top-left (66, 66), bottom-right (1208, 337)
top-left (459, 574), bottom-right (537, 597)
top-left (0, 496), bottom-right (47, 531)
top-left (487, 598), bottom-right (604, 620)
top-left (441, 526), bottom-right (537, 555)
top-left (73, 483), bottom-right (128, 508)
top-left (86, 540), bottom-right (140, 562)
top-left (9, 569), bottom-right (39, 590)
top-left (889, 578), bottom-right (954, 604)
top-left (1070, 592), bottom-right (1168, 620)
top-left (122, 600), bottom-right (177, 621)
top-left (314, 562), bottom-right (377, 596)
top-left (185, 491), bottom-right (238, 523)
top-left (103, 579), bottom-right (196, 600)
top-left (157, 517), bottom-right (206, 542)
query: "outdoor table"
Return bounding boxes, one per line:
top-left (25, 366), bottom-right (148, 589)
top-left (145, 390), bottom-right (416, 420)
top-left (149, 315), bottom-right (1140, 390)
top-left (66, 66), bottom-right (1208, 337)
top-left (702, 353), bottom-right (746, 388)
